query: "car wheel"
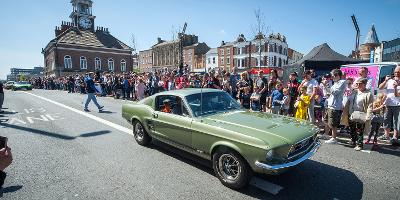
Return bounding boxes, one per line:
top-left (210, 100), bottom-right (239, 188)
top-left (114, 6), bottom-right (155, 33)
top-left (213, 148), bottom-right (252, 190)
top-left (133, 120), bottom-right (151, 146)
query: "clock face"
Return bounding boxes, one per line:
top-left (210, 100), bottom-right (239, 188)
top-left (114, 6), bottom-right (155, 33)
top-left (79, 17), bottom-right (92, 29)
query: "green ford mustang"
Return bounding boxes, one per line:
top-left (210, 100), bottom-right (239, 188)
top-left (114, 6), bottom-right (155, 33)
top-left (122, 89), bottom-right (320, 189)
top-left (12, 81), bottom-right (33, 91)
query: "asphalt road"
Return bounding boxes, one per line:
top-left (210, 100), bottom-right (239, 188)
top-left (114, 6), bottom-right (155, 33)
top-left (0, 89), bottom-right (399, 200)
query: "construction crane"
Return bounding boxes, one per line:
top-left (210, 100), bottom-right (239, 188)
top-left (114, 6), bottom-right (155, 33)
top-left (178, 22), bottom-right (187, 73)
top-left (351, 15), bottom-right (360, 57)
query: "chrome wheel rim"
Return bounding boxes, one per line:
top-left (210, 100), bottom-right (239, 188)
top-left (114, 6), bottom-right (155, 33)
top-left (135, 123), bottom-right (144, 141)
top-left (218, 154), bottom-right (241, 181)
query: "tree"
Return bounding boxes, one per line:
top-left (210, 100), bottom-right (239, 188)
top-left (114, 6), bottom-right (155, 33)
top-left (252, 8), bottom-right (271, 69)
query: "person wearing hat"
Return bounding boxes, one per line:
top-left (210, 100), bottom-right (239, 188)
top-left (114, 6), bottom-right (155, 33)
top-left (348, 77), bottom-right (374, 150)
top-left (162, 99), bottom-right (172, 113)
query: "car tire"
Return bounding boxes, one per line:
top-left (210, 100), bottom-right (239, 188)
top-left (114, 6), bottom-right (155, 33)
top-left (133, 120), bottom-right (151, 146)
top-left (212, 148), bottom-right (252, 190)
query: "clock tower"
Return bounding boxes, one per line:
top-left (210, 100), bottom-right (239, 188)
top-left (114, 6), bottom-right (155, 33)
top-left (70, 0), bottom-right (96, 31)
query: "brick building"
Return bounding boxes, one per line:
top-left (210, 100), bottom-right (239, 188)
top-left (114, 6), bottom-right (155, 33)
top-left (42, 0), bottom-right (133, 77)
top-left (138, 49), bottom-right (153, 72)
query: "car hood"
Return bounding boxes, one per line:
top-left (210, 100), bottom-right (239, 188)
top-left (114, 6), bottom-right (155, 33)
top-left (202, 110), bottom-right (317, 146)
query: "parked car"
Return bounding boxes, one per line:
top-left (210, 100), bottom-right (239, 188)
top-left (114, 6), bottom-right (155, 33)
top-left (4, 81), bottom-right (15, 90)
top-left (11, 81), bottom-right (33, 91)
top-left (122, 89), bottom-right (320, 189)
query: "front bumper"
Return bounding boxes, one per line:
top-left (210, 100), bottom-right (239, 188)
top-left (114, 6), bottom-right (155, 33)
top-left (255, 141), bottom-right (321, 171)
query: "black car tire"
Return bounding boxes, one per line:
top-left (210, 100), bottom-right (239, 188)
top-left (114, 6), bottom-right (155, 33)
top-left (133, 120), bottom-right (151, 146)
top-left (213, 148), bottom-right (252, 190)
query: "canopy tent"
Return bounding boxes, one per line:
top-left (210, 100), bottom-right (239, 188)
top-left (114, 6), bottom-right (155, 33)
top-left (285, 43), bottom-right (363, 76)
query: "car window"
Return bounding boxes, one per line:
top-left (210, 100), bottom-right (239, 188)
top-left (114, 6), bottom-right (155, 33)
top-left (186, 92), bottom-right (241, 117)
top-left (155, 95), bottom-right (190, 117)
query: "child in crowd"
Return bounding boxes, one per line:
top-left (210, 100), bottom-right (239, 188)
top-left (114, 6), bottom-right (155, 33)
top-left (241, 87), bottom-right (251, 109)
top-left (250, 85), bottom-right (261, 111)
top-left (280, 88), bottom-right (290, 115)
top-left (295, 86), bottom-right (311, 120)
top-left (270, 82), bottom-right (284, 114)
top-left (366, 93), bottom-right (386, 145)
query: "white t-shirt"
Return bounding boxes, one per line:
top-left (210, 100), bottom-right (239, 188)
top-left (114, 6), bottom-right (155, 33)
top-left (304, 79), bottom-right (318, 95)
top-left (385, 79), bottom-right (400, 106)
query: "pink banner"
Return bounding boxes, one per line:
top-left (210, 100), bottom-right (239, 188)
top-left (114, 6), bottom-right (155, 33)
top-left (341, 65), bottom-right (379, 90)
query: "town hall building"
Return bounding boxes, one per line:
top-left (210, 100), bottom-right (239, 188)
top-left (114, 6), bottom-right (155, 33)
top-left (42, 0), bottom-right (133, 77)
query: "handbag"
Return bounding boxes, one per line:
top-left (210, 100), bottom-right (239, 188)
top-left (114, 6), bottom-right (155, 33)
top-left (349, 92), bottom-right (369, 123)
top-left (350, 111), bottom-right (368, 123)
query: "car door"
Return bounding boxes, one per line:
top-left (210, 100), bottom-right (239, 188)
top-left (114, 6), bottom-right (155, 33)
top-left (152, 95), bottom-right (193, 148)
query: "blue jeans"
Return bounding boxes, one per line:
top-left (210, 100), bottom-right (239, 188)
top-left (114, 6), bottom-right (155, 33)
top-left (85, 93), bottom-right (101, 109)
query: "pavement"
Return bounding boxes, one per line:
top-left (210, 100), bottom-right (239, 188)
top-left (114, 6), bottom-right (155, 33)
top-left (0, 89), bottom-right (399, 200)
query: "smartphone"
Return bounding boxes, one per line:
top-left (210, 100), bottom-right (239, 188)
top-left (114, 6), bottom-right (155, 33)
top-left (0, 136), bottom-right (7, 149)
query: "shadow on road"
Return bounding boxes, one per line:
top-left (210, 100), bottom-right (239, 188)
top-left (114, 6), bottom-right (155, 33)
top-left (0, 123), bottom-right (111, 140)
top-left (149, 140), bottom-right (363, 200)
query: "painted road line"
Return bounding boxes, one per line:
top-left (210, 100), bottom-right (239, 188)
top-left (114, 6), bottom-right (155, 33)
top-left (361, 144), bottom-right (373, 153)
top-left (250, 177), bottom-right (284, 195)
top-left (22, 92), bottom-right (132, 135)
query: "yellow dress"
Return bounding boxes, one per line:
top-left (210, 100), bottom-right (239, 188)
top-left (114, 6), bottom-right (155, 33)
top-left (295, 94), bottom-right (311, 120)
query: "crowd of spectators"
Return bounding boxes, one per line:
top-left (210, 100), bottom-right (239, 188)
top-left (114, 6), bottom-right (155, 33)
top-left (29, 64), bottom-right (400, 150)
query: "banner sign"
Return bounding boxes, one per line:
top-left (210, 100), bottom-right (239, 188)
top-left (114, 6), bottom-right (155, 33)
top-left (341, 65), bottom-right (379, 91)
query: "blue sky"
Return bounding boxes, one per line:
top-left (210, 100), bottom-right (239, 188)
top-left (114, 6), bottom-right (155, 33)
top-left (1, 0), bottom-right (399, 79)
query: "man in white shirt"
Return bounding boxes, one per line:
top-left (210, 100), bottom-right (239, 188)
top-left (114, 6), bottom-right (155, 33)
top-left (378, 65), bottom-right (400, 144)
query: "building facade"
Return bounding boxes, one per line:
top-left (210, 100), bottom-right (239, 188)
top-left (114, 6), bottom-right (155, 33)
top-left (42, 0), bottom-right (133, 77)
top-left (382, 38), bottom-right (400, 62)
top-left (205, 48), bottom-right (218, 72)
top-left (225, 33), bottom-right (288, 71)
top-left (138, 49), bottom-right (153, 72)
top-left (288, 48), bottom-right (303, 64)
top-left (7, 67), bottom-right (44, 81)
top-left (218, 41), bottom-right (234, 71)
top-left (359, 24), bottom-right (380, 61)
top-left (184, 43), bottom-right (210, 72)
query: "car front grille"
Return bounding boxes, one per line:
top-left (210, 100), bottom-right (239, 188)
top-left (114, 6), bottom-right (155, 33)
top-left (287, 135), bottom-right (316, 160)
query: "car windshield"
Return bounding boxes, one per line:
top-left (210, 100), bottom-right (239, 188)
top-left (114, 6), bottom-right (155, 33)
top-left (185, 91), bottom-right (241, 117)
top-left (17, 82), bottom-right (29, 84)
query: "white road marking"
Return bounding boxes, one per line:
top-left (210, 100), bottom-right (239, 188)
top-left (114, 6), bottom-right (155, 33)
top-left (22, 92), bottom-right (132, 135)
top-left (361, 144), bottom-right (373, 153)
top-left (250, 177), bottom-right (284, 195)
top-left (24, 92), bottom-right (286, 194)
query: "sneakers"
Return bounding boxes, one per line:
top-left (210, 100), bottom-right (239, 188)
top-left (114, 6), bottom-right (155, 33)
top-left (354, 145), bottom-right (363, 151)
top-left (84, 108), bottom-right (90, 112)
top-left (98, 106), bottom-right (104, 112)
top-left (325, 138), bottom-right (338, 144)
top-left (378, 135), bottom-right (390, 141)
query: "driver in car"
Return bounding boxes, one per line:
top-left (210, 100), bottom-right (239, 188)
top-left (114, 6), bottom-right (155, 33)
top-left (162, 99), bottom-right (172, 113)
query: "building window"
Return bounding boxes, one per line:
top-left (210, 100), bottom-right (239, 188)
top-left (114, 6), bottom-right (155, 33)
top-left (80, 56), bottom-right (87, 69)
top-left (221, 49), bottom-right (224, 56)
top-left (213, 57), bottom-right (216, 64)
top-left (108, 59), bottom-right (114, 71)
top-left (278, 58), bottom-right (282, 67)
top-left (227, 58), bottom-right (230, 65)
top-left (64, 55), bottom-right (72, 69)
top-left (208, 58), bottom-right (211, 64)
top-left (95, 57), bottom-right (101, 70)
top-left (227, 49), bottom-right (231, 55)
top-left (121, 60), bottom-right (126, 72)
top-left (221, 58), bottom-right (224, 65)
top-left (273, 56), bottom-right (277, 66)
